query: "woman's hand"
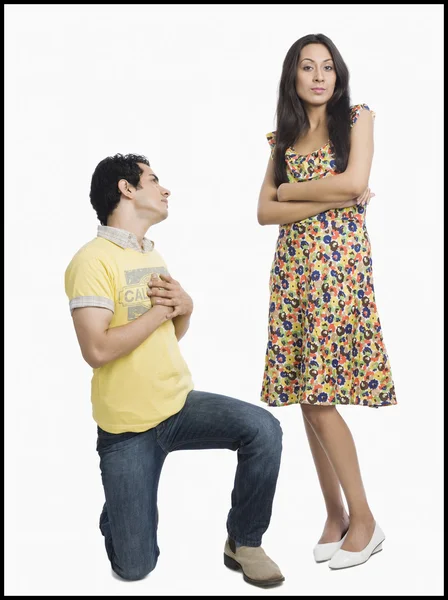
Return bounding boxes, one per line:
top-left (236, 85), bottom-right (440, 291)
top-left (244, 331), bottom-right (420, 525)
top-left (277, 183), bottom-right (288, 202)
top-left (355, 186), bottom-right (375, 206)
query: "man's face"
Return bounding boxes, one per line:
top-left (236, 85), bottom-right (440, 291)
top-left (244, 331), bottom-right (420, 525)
top-left (133, 163), bottom-right (171, 224)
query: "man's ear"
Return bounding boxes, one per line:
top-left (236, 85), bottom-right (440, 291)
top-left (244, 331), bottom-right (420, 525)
top-left (118, 178), bottom-right (133, 199)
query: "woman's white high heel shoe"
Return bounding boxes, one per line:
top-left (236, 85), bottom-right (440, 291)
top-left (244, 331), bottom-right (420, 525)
top-left (313, 533), bottom-right (347, 563)
top-left (328, 523), bottom-right (385, 570)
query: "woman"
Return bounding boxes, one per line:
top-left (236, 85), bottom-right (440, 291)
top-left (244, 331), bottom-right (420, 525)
top-left (257, 33), bottom-right (397, 570)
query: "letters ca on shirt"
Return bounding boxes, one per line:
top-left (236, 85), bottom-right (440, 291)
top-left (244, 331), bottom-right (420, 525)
top-left (118, 266), bottom-right (169, 321)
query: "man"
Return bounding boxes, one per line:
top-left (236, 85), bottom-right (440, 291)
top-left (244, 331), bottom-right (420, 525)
top-left (64, 153), bottom-right (284, 587)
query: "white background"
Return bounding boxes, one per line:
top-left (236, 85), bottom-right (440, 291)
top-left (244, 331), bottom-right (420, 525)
top-left (5, 3), bottom-right (444, 596)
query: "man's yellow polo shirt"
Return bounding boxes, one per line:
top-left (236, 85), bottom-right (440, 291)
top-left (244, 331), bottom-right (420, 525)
top-left (65, 225), bottom-right (193, 433)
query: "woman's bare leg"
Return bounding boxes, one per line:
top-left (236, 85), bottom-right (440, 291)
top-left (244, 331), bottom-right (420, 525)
top-left (301, 404), bottom-right (375, 551)
top-left (302, 412), bottom-right (349, 543)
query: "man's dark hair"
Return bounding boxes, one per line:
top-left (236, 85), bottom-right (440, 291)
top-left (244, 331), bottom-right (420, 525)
top-left (90, 153), bottom-right (150, 225)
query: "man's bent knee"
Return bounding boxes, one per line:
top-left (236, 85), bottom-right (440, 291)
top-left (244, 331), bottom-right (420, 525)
top-left (256, 408), bottom-right (283, 447)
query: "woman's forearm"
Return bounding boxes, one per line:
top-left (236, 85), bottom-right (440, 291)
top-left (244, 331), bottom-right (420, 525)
top-left (278, 171), bottom-right (364, 203)
top-left (258, 198), bottom-right (338, 226)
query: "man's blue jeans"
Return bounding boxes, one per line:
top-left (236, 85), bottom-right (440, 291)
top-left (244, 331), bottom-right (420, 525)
top-left (97, 390), bottom-right (283, 581)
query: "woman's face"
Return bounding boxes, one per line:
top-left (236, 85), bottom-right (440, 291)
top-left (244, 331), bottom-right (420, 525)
top-left (296, 43), bottom-right (337, 107)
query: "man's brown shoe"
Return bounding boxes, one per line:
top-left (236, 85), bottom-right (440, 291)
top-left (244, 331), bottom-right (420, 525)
top-left (223, 538), bottom-right (285, 587)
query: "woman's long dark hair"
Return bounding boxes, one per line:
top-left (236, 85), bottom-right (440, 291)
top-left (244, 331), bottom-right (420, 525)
top-left (273, 33), bottom-right (351, 187)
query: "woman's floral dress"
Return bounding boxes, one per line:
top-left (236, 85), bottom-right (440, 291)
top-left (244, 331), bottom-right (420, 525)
top-left (261, 104), bottom-right (397, 408)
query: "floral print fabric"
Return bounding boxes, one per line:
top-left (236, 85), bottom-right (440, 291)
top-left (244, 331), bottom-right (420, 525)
top-left (261, 104), bottom-right (397, 408)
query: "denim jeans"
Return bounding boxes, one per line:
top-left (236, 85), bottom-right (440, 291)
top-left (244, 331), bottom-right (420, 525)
top-left (96, 389), bottom-right (283, 581)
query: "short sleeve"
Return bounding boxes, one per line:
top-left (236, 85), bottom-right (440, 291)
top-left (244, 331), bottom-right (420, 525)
top-left (350, 104), bottom-right (375, 128)
top-left (266, 131), bottom-right (276, 159)
top-left (65, 254), bottom-right (115, 315)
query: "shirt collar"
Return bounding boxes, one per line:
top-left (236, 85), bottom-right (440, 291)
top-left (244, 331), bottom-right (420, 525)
top-left (97, 225), bottom-right (154, 253)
